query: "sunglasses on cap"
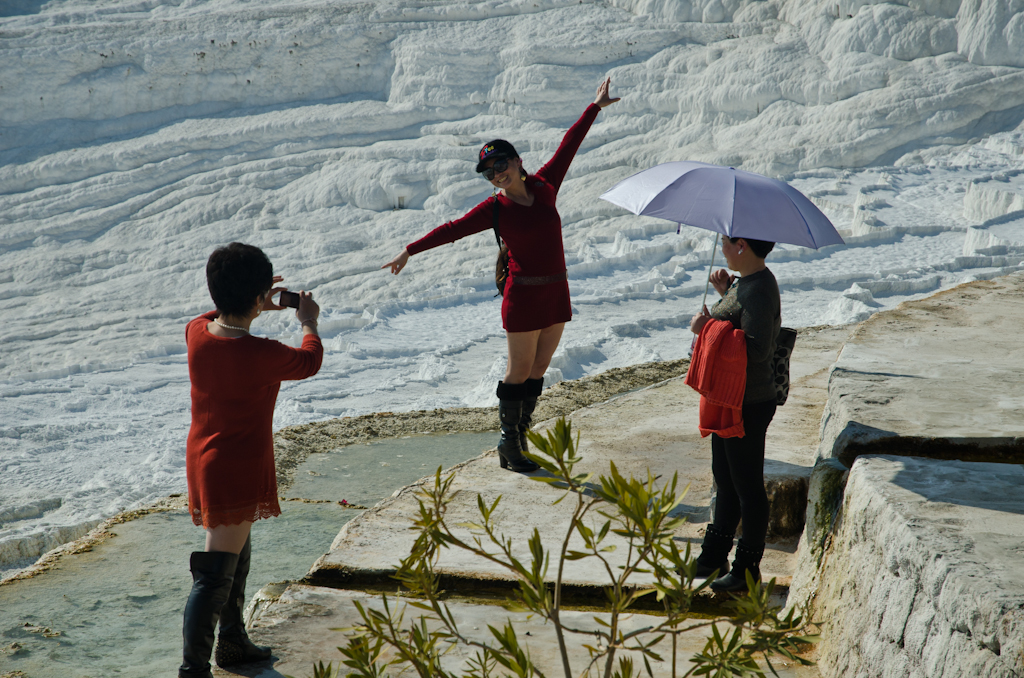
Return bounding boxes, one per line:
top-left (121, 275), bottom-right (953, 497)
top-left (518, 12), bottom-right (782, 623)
top-left (480, 158), bottom-right (511, 181)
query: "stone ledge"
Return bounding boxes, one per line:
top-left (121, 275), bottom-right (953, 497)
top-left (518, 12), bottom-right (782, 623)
top-left (306, 375), bottom-right (816, 594)
top-left (305, 325), bottom-right (852, 595)
top-left (799, 455), bottom-right (1024, 678)
top-left (301, 566), bottom-right (783, 615)
top-left (816, 271), bottom-right (1024, 468)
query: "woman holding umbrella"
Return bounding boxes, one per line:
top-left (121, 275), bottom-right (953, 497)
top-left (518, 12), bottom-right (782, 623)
top-left (600, 159), bottom-right (843, 593)
top-left (383, 78), bottom-right (619, 473)
top-left (689, 235), bottom-right (781, 593)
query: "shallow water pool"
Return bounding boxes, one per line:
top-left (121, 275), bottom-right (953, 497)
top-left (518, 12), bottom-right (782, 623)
top-left (0, 431), bottom-right (497, 677)
top-left (289, 430), bottom-right (500, 505)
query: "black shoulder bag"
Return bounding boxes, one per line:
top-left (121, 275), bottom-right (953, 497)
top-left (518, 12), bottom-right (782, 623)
top-left (773, 327), bottom-right (797, 405)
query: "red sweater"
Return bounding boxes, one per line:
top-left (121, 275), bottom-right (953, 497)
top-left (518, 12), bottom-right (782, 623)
top-left (685, 319), bottom-right (747, 438)
top-left (185, 311), bottom-right (323, 527)
top-left (407, 104), bottom-right (601, 332)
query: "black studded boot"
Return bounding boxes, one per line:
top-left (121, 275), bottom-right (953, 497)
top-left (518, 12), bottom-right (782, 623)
top-left (179, 551), bottom-right (239, 678)
top-left (694, 525), bottom-right (734, 579)
top-left (215, 536), bottom-right (272, 667)
top-left (519, 378), bottom-right (544, 453)
top-left (711, 539), bottom-right (763, 593)
top-left (496, 381), bottom-right (538, 473)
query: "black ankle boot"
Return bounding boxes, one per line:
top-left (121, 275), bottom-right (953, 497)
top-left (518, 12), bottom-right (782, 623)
top-left (519, 378), bottom-right (544, 452)
top-left (710, 540), bottom-right (763, 593)
top-left (180, 551), bottom-right (239, 677)
top-left (694, 525), bottom-right (734, 579)
top-left (215, 537), bottom-right (272, 667)
top-left (496, 381), bottom-right (538, 473)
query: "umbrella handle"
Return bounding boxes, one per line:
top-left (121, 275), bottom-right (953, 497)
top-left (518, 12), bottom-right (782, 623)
top-left (689, 233), bottom-right (719, 358)
top-left (701, 233), bottom-right (719, 310)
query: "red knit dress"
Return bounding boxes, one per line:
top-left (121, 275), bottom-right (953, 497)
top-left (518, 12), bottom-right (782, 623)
top-left (185, 311), bottom-right (323, 528)
top-left (406, 104), bottom-right (601, 332)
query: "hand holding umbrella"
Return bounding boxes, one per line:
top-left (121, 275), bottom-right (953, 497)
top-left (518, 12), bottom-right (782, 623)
top-left (690, 305), bottom-right (712, 335)
top-left (709, 269), bottom-right (735, 296)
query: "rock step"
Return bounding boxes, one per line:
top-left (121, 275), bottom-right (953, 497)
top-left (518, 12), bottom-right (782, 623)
top-left (795, 456), bottom-right (1024, 678)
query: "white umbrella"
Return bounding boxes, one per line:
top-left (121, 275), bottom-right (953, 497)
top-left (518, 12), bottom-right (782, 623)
top-left (600, 161), bottom-right (844, 249)
top-left (600, 161), bottom-right (844, 305)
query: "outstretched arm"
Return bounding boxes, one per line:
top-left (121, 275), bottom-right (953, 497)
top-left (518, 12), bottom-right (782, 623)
top-left (536, 78), bottom-right (618, 191)
top-left (382, 248), bottom-right (411, 275)
top-left (381, 197), bottom-right (497, 275)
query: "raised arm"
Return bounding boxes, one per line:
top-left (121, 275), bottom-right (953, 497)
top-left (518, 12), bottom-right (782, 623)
top-left (593, 77), bottom-right (620, 109)
top-left (259, 334), bottom-right (324, 382)
top-left (536, 78), bottom-right (619, 191)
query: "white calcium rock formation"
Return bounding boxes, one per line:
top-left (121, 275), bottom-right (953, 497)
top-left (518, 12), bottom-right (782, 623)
top-left (963, 170), bottom-right (1024, 223)
top-left (802, 455), bottom-right (1024, 678)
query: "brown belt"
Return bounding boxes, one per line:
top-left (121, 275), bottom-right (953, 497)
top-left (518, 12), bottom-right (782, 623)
top-left (511, 271), bottom-right (568, 286)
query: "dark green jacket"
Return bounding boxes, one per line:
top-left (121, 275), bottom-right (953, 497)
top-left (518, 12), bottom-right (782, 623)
top-left (709, 267), bottom-right (781, 404)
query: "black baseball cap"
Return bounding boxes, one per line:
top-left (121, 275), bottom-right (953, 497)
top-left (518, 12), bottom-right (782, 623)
top-left (475, 139), bottom-right (519, 173)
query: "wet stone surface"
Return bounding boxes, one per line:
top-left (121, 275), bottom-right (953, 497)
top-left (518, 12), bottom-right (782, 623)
top-left (0, 502), bottom-right (347, 678)
top-left (0, 431), bottom-right (509, 678)
top-left (271, 358), bottom-right (691, 490)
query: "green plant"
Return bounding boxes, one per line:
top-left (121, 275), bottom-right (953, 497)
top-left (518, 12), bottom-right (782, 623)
top-left (309, 417), bottom-right (817, 678)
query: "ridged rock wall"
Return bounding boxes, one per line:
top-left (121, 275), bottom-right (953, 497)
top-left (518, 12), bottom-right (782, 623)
top-left (794, 456), bottom-right (1024, 678)
top-left (790, 273), bottom-right (1024, 678)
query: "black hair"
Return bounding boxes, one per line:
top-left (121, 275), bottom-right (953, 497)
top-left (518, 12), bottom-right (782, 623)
top-left (727, 236), bottom-right (775, 259)
top-left (206, 242), bottom-right (273, 317)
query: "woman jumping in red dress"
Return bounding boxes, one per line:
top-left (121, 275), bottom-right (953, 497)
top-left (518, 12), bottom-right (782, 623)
top-left (180, 243), bottom-right (323, 677)
top-left (383, 79), bottom-right (619, 472)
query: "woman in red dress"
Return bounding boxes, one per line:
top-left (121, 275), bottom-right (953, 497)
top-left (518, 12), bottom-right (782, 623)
top-left (383, 79), bottom-right (618, 472)
top-left (180, 243), bottom-right (323, 677)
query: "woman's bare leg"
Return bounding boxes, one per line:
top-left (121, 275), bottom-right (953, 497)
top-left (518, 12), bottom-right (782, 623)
top-left (505, 329), bottom-right (541, 383)
top-left (205, 521), bottom-right (253, 554)
top-left (505, 323), bottom-right (565, 383)
top-left (528, 323), bottom-right (564, 380)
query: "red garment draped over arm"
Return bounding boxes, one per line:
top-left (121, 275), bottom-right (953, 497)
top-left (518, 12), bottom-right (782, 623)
top-left (685, 319), bottom-right (747, 438)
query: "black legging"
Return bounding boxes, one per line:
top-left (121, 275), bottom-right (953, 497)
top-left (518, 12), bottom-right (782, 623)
top-left (710, 398), bottom-right (777, 548)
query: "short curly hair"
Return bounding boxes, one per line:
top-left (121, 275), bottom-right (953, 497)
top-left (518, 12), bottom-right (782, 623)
top-left (206, 242), bottom-right (273, 317)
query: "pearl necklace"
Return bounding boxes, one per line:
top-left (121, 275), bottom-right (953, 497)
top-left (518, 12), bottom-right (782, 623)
top-left (214, 318), bottom-right (249, 333)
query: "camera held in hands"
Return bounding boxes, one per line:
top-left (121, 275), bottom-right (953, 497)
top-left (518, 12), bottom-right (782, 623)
top-left (278, 290), bottom-right (301, 309)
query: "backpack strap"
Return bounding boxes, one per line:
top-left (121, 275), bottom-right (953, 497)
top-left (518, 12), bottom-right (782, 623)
top-left (491, 194), bottom-right (501, 247)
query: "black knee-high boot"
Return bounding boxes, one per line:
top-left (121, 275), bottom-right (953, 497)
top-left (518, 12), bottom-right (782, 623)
top-left (496, 381), bottom-right (538, 473)
top-left (711, 539), bottom-right (763, 593)
top-left (519, 378), bottom-right (544, 453)
top-left (179, 551), bottom-right (239, 678)
top-left (694, 525), bottom-right (734, 579)
top-left (215, 536), bottom-right (272, 667)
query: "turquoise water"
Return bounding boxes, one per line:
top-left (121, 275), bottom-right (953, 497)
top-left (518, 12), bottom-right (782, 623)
top-left (0, 431), bottom-right (497, 678)
top-left (288, 431), bottom-right (499, 504)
